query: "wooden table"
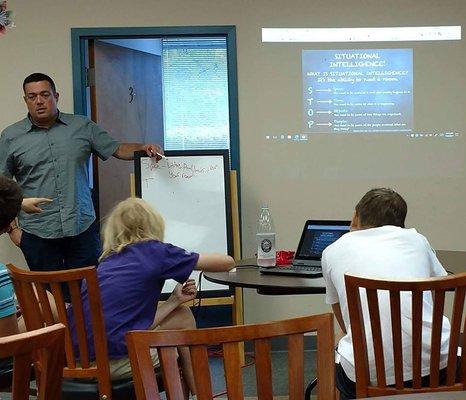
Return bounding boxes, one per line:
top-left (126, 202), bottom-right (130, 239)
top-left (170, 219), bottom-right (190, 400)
top-left (436, 250), bottom-right (466, 275)
top-left (205, 251), bottom-right (464, 296)
top-left (359, 391), bottom-right (466, 399)
top-left (204, 257), bottom-right (326, 365)
top-left (204, 252), bottom-right (465, 367)
top-left (204, 258), bottom-right (327, 365)
top-left (204, 259), bottom-right (326, 296)
top-left (203, 251), bottom-right (465, 330)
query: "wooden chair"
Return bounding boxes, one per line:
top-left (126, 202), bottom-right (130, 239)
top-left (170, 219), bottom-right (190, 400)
top-left (126, 314), bottom-right (335, 400)
top-left (345, 272), bottom-right (466, 398)
top-left (0, 323), bottom-right (65, 400)
top-left (7, 264), bottom-right (137, 400)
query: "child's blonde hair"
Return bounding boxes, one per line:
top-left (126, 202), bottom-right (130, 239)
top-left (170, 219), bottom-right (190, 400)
top-left (100, 197), bottom-right (165, 261)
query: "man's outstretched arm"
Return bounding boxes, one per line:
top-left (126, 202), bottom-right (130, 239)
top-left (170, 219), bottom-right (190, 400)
top-left (113, 142), bottom-right (163, 160)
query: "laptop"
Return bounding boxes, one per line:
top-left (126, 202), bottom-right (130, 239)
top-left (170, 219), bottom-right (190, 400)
top-left (259, 220), bottom-right (351, 278)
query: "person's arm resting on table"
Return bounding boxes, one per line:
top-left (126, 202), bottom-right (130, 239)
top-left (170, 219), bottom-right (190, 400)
top-left (195, 253), bottom-right (235, 272)
top-left (113, 143), bottom-right (163, 160)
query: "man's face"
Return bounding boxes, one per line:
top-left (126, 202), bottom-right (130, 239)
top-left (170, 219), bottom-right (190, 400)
top-left (23, 80), bottom-right (59, 126)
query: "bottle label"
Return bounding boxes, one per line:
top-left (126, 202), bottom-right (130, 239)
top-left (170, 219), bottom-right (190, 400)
top-left (257, 233), bottom-right (276, 259)
top-left (261, 238), bottom-right (273, 253)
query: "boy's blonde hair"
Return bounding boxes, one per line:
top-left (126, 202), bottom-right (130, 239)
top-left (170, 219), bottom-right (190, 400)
top-left (100, 197), bottom-right (165, 261)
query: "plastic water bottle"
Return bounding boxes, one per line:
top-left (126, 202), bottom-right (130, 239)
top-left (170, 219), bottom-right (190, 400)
top-left (256, 205), bottom-right (276, 266)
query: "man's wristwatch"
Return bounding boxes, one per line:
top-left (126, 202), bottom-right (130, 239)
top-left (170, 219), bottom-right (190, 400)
top-left (6, 225), bottom-right (19, 234)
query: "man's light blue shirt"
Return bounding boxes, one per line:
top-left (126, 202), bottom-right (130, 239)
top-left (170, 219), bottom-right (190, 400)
top-left (0, 112), bottom-right (119, 239)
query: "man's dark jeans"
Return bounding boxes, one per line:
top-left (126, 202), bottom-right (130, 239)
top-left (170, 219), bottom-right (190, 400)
top-left (20, 221), bottom-right (101, 301)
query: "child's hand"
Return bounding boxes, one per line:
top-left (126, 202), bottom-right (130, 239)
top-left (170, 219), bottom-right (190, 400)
top-left (182, 279), bottom-right (197, 295)
top-left (172, 279), bottom-right (197, 304)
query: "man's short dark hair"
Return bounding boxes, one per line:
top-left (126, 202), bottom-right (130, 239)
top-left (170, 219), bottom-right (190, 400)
top-left (23, 73), bottom-right (56, 93)
top-left (355, 188), bottom-right (407, 228)
top-left (0, 176), bottom-right (23, 230)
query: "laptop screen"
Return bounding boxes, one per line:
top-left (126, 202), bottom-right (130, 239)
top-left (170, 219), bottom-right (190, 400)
top-left (295, 220), bottom-right (350, 260)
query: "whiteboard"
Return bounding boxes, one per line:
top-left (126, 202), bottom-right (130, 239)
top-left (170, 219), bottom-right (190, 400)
top-left (135, 150), bottom-right (232, 295)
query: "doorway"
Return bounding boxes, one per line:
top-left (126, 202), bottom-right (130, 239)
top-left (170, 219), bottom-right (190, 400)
top-left (71, 26), bottom-right (239, 219)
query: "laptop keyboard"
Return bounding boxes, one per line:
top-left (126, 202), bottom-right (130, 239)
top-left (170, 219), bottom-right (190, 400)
top-left (281, 265), bottom-right (321, 272)
top-left (260, 265), bottom-right (323, 278)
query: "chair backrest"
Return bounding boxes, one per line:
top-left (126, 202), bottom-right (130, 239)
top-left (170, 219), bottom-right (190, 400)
top-left (345, 272), bottom-right (466, 398)
top-left (0, 323), bottom-right (65, 400)
top-left (126, 314), bottom-right (335, 400)
top-left (7, 264), bottom-right (113, 400)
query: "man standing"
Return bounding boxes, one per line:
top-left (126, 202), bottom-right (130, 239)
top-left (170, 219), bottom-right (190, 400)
top-left (0, 73), bottom-right (162, 275)
top-left (321, 188), bottom-right (450, 399)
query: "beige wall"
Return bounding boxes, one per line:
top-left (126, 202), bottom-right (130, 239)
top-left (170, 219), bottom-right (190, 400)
top-left (1, 0), bottom-right (465, 321)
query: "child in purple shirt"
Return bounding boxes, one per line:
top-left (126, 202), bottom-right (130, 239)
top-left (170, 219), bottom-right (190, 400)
top-left (70, 197), bottom-right (235, 398)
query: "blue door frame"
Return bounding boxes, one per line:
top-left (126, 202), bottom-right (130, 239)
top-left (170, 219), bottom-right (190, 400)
top-left (70, 25), bottom-right (241, 254)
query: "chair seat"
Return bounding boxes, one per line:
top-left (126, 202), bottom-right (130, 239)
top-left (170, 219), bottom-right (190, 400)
top-left (61, 378), bottom-right (135, 400)
top-left (61, 367), bottom-right (164, 400)
top-left (0, 357), bottom-right (37, 392)
top-left (0, 357), bottom-right (13, 390)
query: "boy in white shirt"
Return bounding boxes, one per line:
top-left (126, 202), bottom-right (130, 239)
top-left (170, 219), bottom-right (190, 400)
top-left (322, 188), bottom-right (450, 399)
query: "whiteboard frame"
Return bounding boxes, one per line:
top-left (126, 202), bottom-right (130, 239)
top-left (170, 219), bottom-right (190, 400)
top-left (134, 150), bottom-right (233, 298)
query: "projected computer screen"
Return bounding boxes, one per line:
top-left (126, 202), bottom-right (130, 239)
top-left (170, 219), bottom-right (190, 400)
top-left (302, 49), bottom-right (413, 134)
top-left (256, 25), bottom-right (464, 182)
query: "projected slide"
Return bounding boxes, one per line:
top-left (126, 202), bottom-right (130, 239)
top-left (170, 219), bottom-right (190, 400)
top-left (302, 49), bottom-right (413, 134)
